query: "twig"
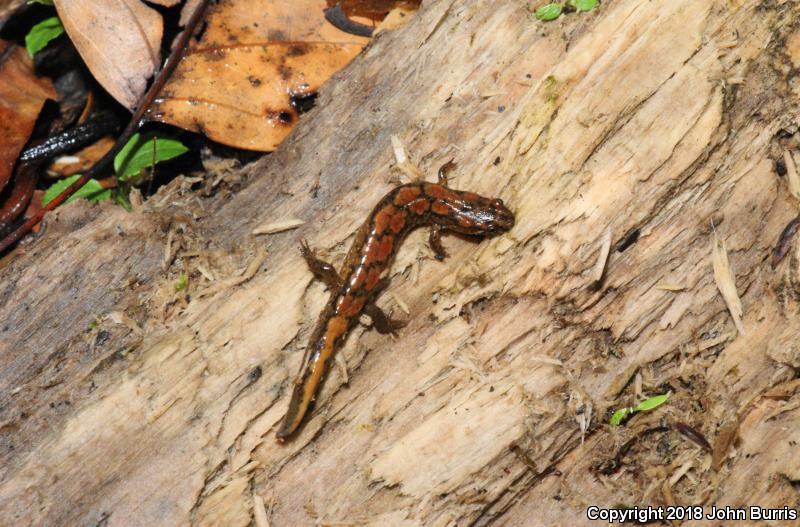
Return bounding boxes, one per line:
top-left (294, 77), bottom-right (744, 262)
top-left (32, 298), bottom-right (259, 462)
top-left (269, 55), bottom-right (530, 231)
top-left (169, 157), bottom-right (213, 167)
top-left (0, 0), bottom-right (211, 253)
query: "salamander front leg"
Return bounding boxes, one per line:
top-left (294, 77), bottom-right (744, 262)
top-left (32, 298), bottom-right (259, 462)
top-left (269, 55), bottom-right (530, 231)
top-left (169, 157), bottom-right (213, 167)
top-left (299, 239), bottom-right (342, 290)
top-left (364, 303), bottom-right (408, 335)
top-left (437, 159), bottom-right (456, 185)
top-left (429, 225), bottom-right (448, 261)
top-left (432, 161), bottom-right (454, 260)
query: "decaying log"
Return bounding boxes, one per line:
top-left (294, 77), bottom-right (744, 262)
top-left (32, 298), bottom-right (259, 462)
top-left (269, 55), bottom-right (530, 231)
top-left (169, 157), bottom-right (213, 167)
top-left (2, 0), bottom-right (800, 525)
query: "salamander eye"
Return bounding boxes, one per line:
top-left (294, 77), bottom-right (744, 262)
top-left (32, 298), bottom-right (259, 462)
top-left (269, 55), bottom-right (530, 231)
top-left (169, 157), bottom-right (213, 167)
top-left (491, 198), bottom-right (505, 208)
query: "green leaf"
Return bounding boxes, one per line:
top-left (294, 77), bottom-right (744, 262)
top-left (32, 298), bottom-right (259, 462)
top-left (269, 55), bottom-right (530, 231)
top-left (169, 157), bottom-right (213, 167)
top-left (28, 0), bottom-right (55, 4)
top-left (175, 272), bottom-right (188, 292)
top-left (535, 3), bottom-right (563, 21)
top-left (25, 16), bottom-right (64, 57)
top-left (609, 408), bottom-right (629, 426)
top-left (114, 133), bottom-right (189, 180)
top-left (42, 175), bottom-right (112, 206)
top-left (633, 393), bottom-right (670, 412)
top-left (568, 0), bottom-right (597, 11)
top-left (610, 393), bottom-right (670, 426)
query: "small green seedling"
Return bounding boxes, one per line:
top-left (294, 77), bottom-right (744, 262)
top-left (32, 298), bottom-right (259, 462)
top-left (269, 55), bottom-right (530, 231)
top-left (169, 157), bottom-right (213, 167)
top-left (535, 3), bottom-right (562, 20)
top-left (568, 0), bottom-right (598, 11)
top-left (533, 0), bottom-right (598, 21)
top-left (610, 393), bottom-right (670, 426)
top-left (42, 174), bottom-right (110, 206)
top-left (175, 272), bottom-right (188, 292)
top-left (42, 133), bottom-right (188, 207)
top-left (114, 133), bottom-right (189, 181)
top-left (25, 16), bottom-right (64, 57)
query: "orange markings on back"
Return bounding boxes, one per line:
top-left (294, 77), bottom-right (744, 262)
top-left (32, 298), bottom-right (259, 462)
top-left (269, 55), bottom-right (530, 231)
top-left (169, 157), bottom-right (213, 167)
top-left (375, 234), bottom-right (394, 262)
top-left (389, 212), bottom-right (406, 233)
top-left (431, 200), bottom-right (451, 216)
top-left (365, 267), bottom-right (382, 290)
top-left (363, 236), bottom-right (379, 262)
top-left (408, 198), bottom-right (429, 215)
top-left (393, 186), bottom-right (422, 206)
top-left (425, 184), bottom-right (447, 199)
top-left (426, 184), bottom-right (459, 202)
top-left (373, 205), bottom-right (396, 235)
top-left (461, 191), bottom-right (481, 203)
top-left (337, 293), bottom-right (366, 317)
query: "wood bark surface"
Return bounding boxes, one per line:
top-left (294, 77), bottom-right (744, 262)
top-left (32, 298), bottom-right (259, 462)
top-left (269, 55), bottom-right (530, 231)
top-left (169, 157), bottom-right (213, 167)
top-left (2, 0), bottom-right (800, 525)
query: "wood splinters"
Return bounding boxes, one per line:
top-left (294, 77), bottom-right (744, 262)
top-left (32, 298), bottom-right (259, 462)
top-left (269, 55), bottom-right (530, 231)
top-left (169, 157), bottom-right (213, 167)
top-left (335, 354), bottom-right (349, 384)
top-left (668, 459), bottom-right (694, 487)
top-left (253, 494), bottom-right (270, 527)
top-left (390, 292), bottom-right (410, 315)
top-left (196, 249), bottom-right (267, 298)
top-left (162, 228), bottom-right (175, 271)
top-left (712, 233), bottom-right (745, 335)
top-left (784, 150), bottom-right (800, 201)
top-left (390, 135), bottom-right (422, 181)
top-left (589, 227), bottom-right (612, 290)
top-left (252, 218), bottom-right (305, 235)
top-left (656, 283), bottom-right (686, 291)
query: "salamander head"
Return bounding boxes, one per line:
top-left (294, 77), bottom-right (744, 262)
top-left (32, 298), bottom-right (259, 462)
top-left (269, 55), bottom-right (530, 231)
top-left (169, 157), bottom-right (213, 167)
top-left (438, 193), bottom-right (515, 236)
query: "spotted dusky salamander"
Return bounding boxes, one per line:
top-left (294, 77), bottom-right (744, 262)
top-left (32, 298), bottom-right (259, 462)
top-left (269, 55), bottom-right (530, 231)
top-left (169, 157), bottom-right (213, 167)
top-left (276, 164), bottom-right (515, 440)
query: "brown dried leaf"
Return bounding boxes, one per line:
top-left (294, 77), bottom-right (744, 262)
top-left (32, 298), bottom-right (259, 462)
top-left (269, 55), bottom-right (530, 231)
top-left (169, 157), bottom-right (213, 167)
top-left (54, 0), bottom-right (162, 110)
top-left (334, 0), bottom-right (420, 18)
top-left (711, 420), bottom-right (739, 471)
top-left (0, 41), bottom-right (56, 190)
top-left (47, 136), bottom-right (115, 178)
top-left (151, 0), bottom-right (370, 151)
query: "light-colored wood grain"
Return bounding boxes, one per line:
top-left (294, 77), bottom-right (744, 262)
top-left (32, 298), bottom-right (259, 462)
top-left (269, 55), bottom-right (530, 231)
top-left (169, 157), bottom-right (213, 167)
top-left (1, 0), bottom-right (800, 525)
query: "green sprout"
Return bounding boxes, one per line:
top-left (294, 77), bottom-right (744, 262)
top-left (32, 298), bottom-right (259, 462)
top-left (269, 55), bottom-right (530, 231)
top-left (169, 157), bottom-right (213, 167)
top-left (533, 0), bottom-right (599, 21)
top-left (175, 272), bottom-right (188, 292)
top-left (610, 393), bottom-right (670, 426)
top-left (25, 16), bottom-right (64, 57)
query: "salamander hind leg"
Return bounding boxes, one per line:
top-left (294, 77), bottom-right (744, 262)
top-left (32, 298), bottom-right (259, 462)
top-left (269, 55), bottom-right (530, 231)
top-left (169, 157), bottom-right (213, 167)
top-left (300, 239), bottom-right (343, 289)
top-left (429, 225), bottom-right (448, 261)
top-left (364, 303), bottom-right (408, 335)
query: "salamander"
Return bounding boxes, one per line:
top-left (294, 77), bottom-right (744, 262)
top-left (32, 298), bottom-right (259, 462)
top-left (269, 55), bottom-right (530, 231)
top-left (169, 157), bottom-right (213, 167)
top-left (276, 164), bottom-right (515, 441)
